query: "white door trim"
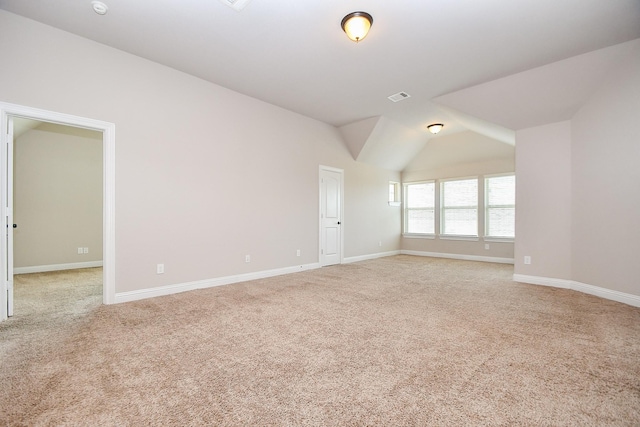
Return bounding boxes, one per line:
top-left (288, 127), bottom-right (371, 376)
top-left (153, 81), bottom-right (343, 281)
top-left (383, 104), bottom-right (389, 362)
top-left (0, 102), bottom-right (116, 320)
top-left (319, 165), bottom-right (344, 266)
top-left (5, 117), bottom-right (14, 316)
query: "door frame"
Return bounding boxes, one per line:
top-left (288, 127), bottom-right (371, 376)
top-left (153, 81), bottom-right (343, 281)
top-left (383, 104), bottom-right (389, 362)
top-left (318, 165), bottom-right (344, 266)
top-left (0, 102), bottom-right (116, 320)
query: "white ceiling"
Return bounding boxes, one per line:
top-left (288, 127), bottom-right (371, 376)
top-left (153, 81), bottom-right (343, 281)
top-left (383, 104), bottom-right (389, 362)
top-left (434, 40), bottom-right (638, 131)
top-left (1, 0), bottom-right (639, 169)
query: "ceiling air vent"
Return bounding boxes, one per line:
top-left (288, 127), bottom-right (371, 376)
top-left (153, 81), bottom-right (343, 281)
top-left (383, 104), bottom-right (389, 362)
top-left (219, 0), bottom-right (252, 11)
top-left (387, 92), bottom-right (411, 103)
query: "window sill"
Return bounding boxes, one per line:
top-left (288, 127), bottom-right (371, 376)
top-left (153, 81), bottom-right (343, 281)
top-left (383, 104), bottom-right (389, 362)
top-left (439, 235), bottom-right (479, 242)
top-left (388, 201), bottom-right (401, 207)
top-left (483, 237), bottom-right (515, 243)
top-left (403, 233), bottom-right (435, 239)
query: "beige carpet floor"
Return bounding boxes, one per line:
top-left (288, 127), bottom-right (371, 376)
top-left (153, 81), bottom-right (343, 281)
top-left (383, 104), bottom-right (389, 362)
top-left (1, 257), bottom-right (639, 426)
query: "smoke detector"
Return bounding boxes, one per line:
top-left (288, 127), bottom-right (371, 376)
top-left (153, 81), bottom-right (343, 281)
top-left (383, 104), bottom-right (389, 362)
top-left (387, 91), bottom-right (411, 103)
top-left (219, 0), bottom-right (253, 11)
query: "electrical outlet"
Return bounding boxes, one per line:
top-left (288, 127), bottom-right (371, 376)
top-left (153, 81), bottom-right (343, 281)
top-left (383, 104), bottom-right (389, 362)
top-left (296, 249), bottom-right (301, 257)
top-left (524, 256), bottom-right (531, 265)
top-left (245, 255), bottom-right (251, 263)
top-left (485, 243), bottom-right (490, 250)
top-left (379, 241), bottom-right (382, 247)
top-left (83, 247), bottom-right (89, 254)
top-left (157, 264), bottom-right (164, 274)
top-left (78, 247), bottom-right (83, 255)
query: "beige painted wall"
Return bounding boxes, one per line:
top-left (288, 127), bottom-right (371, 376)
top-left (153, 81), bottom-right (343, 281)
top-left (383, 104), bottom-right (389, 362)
top-left (0, 10), bottom-right (400, 293)
top-left (514, 121), bottom-right (572, 280)
top-left (345, 164), bottom-right (402, 255)
top-left (570, 45), bottom-right (640, 296)
top-left (401, 131), bottom-right (515, 259)
top-left (514, 41), bottom-right (640, 298)
top-left (13, 123), bottom-right (103, 268)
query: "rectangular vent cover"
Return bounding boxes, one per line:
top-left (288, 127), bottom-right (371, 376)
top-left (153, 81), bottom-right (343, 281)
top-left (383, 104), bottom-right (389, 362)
top-left (220, 0), bottom-right (252, 11)
top-left (387, 92), bottom-right (411, 102)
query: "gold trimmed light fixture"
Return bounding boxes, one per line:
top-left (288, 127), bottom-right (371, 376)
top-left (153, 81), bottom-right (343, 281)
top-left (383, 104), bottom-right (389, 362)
top-left (341, 12), bottom-right (373, 43)
top-left (427, 123), bottom-right (444, 134)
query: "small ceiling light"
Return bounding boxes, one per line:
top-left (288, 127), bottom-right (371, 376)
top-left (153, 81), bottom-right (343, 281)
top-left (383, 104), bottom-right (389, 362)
top-left (92, 1), bottom-right (108, 15)
top-left (341, 12), bottom-right (373, 43)
top-left (428, 124), bottom-right (444, 134)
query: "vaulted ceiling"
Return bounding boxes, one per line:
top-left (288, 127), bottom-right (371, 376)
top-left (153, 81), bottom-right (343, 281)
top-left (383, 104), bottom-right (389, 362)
top-left (1, 0), bottom-right (639, 170)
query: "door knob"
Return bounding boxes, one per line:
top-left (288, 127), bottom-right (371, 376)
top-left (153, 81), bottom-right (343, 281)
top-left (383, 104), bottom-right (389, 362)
top-left (13, 224), bottom-right (17, 228)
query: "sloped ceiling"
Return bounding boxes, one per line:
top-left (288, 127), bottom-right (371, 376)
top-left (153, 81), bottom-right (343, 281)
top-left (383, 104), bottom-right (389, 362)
top-left (1, 0), bottom-right (639, 170)
top-left (12, 118), bottom-right (40, 138)
top-left (404, 131), bottom-right (515, 178)
top-left (433, 39), bottom-right (639, 132)
top-left (339, 116), bottom-right (428, 171)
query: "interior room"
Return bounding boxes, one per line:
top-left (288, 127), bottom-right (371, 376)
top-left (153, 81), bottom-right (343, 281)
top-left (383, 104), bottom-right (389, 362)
top-left (12, 120), bottom-right (103, 275)
top-left (0, 0), bottom-right (639, 424)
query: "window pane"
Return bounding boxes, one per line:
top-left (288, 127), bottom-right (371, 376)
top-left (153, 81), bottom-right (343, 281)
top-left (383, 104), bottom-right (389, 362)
top-left (486, 175), bottom-right (515, 238)
top-left (487, 207), bottom-right (515, 237)
top-left (443, 179), bottom-right (477, 207)
top-left (404, 182), bottom-right (435, 234)
top-left (441, 179), bottom-right (478, 236)
top-left (407, 209), bottom-right (435, 234)
top-left (407, 182), bottom-right (435, 208)
top-left (487, 175), bottom-right (515, 206)
top-left (443, 208), bottom-right (477, 235)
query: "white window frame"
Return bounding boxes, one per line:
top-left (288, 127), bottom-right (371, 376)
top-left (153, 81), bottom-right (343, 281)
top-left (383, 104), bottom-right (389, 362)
top-left (403, 181), bottom-right (436, 236)
top-left (388, 181), bottom-right (401, 206)
top-left (440, 177), bottom-right (479, 239)
top-left (484, 173), bottom-right (515, 241)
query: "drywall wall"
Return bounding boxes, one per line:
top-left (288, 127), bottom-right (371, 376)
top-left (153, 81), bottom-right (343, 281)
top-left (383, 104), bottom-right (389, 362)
top-left (513, 121), bottom-right (572, 280)
top-left (401, 131), bottom-right (515, 260)
top-left (13, 123), bottom-right (103, 268)
top-left (570, 43), bottom-right (640, 296)
top-left (0, 10), bottom-right (400, 294)
top-left (344, 164), bottom-right (402, 256)
top-left (513, 39), bottom-right (640, 299)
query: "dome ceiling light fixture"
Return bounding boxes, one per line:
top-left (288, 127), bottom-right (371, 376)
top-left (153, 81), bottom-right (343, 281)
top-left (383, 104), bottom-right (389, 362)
top-left (341, 12), bottom-right (373, 43)
top-left (428, 124), bottom-right (444, 134)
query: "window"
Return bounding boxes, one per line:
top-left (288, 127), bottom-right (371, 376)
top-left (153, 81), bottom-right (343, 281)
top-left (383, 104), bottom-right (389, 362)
top-left (441, 178), bottom-right (478, 236)
top-left (485, 175), bottom-right (515, 238)
top-left (388, 181), bottom-right (400, 206)
top-left (403, 182), bottom-right (435, 234)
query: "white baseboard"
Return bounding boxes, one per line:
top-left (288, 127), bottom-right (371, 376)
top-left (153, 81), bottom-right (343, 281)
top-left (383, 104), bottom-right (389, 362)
top-left (343, 250), bottom-right (401, 264)
top-left (110, 256), bottom-right (640, 308)
top-left (512, 274), bottom-right (572, 289)
top-left (14, 261), bottom-right (104, 275)
top-left (117, 251), bottom-right (405, 304)
top-left (513, 274), bottom-right (640, 308)
top-left (401, 250), bottom-right (514, 264)
top-left (115, 262), bottom-right (321, 304)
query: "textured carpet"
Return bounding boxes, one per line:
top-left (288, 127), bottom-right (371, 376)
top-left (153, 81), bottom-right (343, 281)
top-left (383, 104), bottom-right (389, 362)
top-left (1, 257), bottom-right (639, 426)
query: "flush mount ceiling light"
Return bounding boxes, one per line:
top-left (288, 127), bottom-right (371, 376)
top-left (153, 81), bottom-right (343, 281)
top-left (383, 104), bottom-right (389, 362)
top-left (428, 123), bottom-right (444, 134)
top-left (91, 1), bottom-right (108, 15)
top-left (341, 12), bottom-right (373, 43)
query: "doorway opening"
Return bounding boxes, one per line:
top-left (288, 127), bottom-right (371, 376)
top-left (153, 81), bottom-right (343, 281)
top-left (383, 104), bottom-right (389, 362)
top-left (1, 102), bottom-right (115, 321)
